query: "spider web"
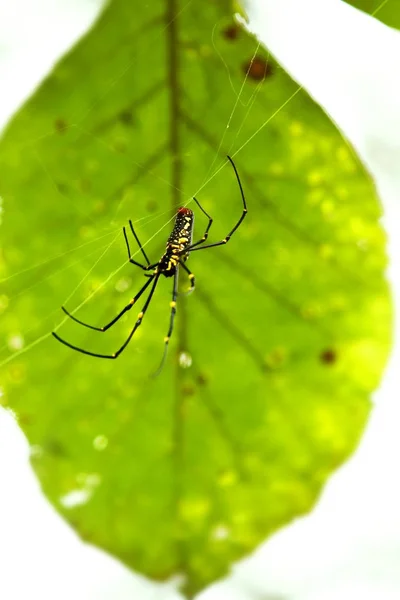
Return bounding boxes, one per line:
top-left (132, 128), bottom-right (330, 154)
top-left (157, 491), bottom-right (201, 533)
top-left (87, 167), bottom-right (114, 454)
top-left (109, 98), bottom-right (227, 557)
top-left (0, 0), bottom-right (392, 596)
top-left (0, 1), bottom-right (298, 368)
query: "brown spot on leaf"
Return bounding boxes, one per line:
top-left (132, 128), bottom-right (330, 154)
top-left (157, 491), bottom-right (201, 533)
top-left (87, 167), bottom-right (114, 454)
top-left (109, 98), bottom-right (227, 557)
top-left (18, 413), bottom-right (32, 426)
top-left (119, 110), bottom-right (133, 126)
top-left (182, 384), bottom-right (195, 397)
top-left (222, 24), bottom-right (240, 41)
top-left (265, 347), bottom-right (286, 369)
top-left (113, 139), bottom-right (127, 153)
top-left (243, 56), bottom-right (273, 82)
top-left (79, 178), bottom-right (91, 193)
top-left (54, 118), bottom-right (68, 134)
top-left (196, 373), bottom-right (208, 386)
top-left (146, 200), bottom-right (159, 213)
top-left (45, 439), bottom-right (67, 457)
top-left (56, 182), bottom-right (69, 195)
top-left (320, 348), bottom-right (337, 365)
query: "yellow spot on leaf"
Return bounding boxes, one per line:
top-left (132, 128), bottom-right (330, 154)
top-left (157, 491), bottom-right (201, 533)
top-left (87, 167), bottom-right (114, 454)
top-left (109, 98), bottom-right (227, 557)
top-left (269, 162), bottom-right (284, 175)
top-left (319, 243), bottom-right (333, 259)
top-left (307, 171), bottom-right (323, 185)
top-left (218, 470), bottom-right (237, 487)
top-left (336, 146), bottom-right (350, 162)
top-left (321, 199), bottom-right (334, 215)
top-left (180, 498), bottom-right (210, 522)
top-left (289, 121), bottom-right (303, 136)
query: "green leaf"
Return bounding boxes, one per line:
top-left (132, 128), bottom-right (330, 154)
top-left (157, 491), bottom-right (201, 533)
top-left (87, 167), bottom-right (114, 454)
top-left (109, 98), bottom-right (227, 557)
top-left (0, 0), bottom-right (391, 596)
top-left (346, 0), bottom-right (400, 28)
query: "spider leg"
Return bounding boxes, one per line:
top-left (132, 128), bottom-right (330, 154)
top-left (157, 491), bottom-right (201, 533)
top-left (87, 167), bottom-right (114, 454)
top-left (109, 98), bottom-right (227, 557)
top-left (152, 269), bottom-right (179, 377)
top-left (188, 155), bottom-right (247, 252)
top-left (188, 196), bottom-right (213, 249)
top-left (123, 220), bottom-right (152, 270)
top-left (52, 274), bottom-right (160, 359)
top-left (179, 260), bottom-right (195, 294)
top-left (54, 273), bottom-right (155, 336)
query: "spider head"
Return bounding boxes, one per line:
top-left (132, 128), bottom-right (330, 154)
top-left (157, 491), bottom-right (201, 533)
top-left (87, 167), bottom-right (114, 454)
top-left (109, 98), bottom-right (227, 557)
top-left (177, 207), bottom-right (193, 215)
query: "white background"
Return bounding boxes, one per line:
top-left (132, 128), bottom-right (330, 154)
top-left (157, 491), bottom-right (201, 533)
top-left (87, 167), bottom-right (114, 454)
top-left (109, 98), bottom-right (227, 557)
top-left (0, 0), bottom-right (400, 598)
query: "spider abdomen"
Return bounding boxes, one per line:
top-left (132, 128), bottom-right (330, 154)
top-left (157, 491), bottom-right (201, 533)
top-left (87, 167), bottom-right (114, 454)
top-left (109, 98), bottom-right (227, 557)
top-left (165, 207), bottom-right (194, 261)
top-left (157, 208), bottom-right (194, 276)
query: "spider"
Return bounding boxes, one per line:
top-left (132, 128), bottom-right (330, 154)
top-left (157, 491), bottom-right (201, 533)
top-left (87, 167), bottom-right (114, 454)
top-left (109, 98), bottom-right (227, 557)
top-left (52, 155), bottom-right (247, 373)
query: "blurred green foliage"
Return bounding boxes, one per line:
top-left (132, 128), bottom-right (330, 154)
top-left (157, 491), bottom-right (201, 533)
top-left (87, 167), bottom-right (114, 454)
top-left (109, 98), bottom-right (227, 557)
top-left (346, 0), bottom-right (400, 28)
top-left (0, 0), bottom-right (391, 596)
